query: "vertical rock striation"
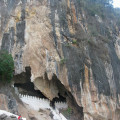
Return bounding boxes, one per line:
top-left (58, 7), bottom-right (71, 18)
top-left (0, 0), bottom-right (120, 120)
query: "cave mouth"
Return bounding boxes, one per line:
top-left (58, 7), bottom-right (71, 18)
top-left (13, 66), bottom-right (31, 83)
top-left (13, 66), bottom-right (48, 99)
top-left (14, 82), bottom-right (47, 99)
top-left (50, 74), bottom-right (84, 120)
top-left (13, 67), bottom-right (83, 119)
top-left (50, 92), bottom-right (67, 108)
top-left (14, 81), bottom-right (68, 105)
top-left (13, 67), bottom-right (68, 104)
top-left (54, 93), bottom-right (66, 102)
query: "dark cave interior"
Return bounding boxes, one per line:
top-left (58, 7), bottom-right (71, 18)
top-left (13, 67), bottom-right (83, 120)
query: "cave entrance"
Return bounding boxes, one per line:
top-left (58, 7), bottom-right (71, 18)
top-left (13, 67), bottom-right (83, 119)
top-left (14, 82), bottom-right (47, 99)
top-left (50, 74), bottom-right (84, 120)
top-left (13, 66), bottom-right (31, 83)
top-left (13, 66), bottom-right (47, 99)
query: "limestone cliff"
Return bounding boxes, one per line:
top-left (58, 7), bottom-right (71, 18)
top-left (0, 0), bottom-right (120, 120)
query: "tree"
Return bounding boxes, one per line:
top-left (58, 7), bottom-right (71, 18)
top-left (0, 51), bottom-right (14, 83)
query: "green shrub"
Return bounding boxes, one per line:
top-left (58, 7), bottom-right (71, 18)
top-left (60, 58), bottom-right (66, 64)
top-left (62, 107), bottom-right (73, 119)
top-left (72, 40), bottom-right (77, 44)
top-left (65, 43), bottom-right (70, 47)
top-left (67, 107), bottom-right (72, 114)
top-left (88, 25), bottom-right (98, 37)
top-left (0, 51), bottom-right (14, 83)
top-left (87, 7), bottom-right (96, 16)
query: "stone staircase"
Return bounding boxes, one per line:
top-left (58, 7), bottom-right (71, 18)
top-left (19, 94), bottom-right (51, 110)
top-left (19, 94), bottom-right (68, 110)
top-left (19, 94), bottom-right (68, 120)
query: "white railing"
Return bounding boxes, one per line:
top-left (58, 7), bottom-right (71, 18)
top-left (55, 102), bottom-right (68, 109)
top-left (19, 94), bottom-right (68, 110)
top-left (19, 94), bottom-right (68, 120)
top-left (19, 94), bottom-right (50, 110)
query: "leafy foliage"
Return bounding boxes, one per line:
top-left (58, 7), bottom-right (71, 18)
top-left (62, 107), bottom-right (73, 119)
top-left (72, 40), bottom-right (77, 44)
top-left (60, 58), bottom-right (66, 65)
top-left (0, 51), bottom-right (14, 83)
top-left (79, 0), bottom-right (113, 18)
top-left (65, 43), bottom-right (70, 47)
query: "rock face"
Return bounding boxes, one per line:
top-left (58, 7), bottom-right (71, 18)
top-left (0, 85), bottom-right (53, 120)
top-left (0, 0), bottom-right (120, 120)
top-left (0, 86), bottom-right (18, 115)
top-left (0, 114), bottom-right (17, 120)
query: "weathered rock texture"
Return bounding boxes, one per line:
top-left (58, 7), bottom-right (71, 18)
top-left (0, 84), bottom-right (53, 120)
top-left (0, 0), bottom-right (120, 120)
